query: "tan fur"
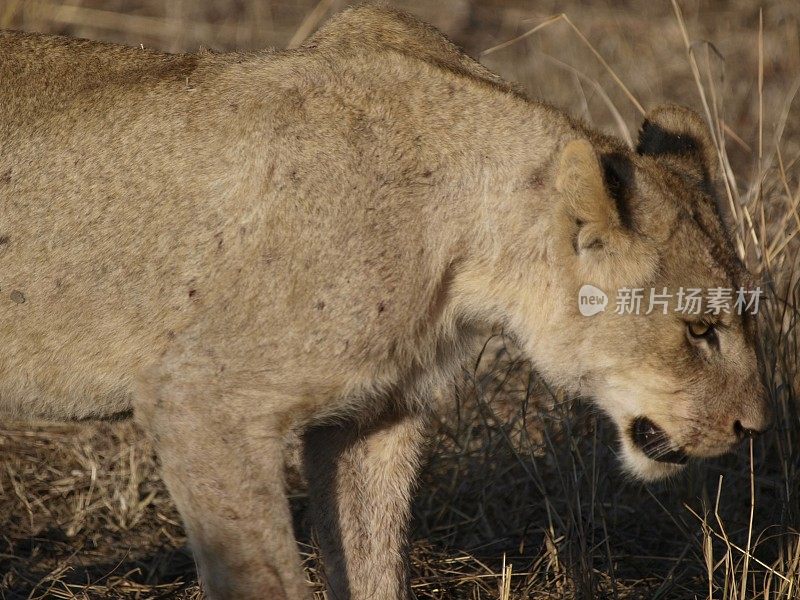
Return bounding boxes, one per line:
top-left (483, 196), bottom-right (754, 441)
top-left (0, 5), bottom-right (769, 599)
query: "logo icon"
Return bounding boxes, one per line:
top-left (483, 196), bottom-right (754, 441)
top-left (578, 284), bottom-right (608, 316)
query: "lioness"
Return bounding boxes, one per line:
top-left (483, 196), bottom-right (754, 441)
top-left (0, 4), bottom-right (770, 600)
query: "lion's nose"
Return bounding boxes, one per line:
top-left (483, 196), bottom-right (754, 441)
top-left (732, 396), bottom-right (773, 441)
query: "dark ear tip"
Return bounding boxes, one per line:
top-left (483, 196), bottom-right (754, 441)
top-left (636, 105), bottom-right (716, 166)
top-left (636, 119), bottom-right (699, 157)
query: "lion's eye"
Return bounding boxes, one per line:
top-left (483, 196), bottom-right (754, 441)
top-left (687, 321), bottom-right (714, 338)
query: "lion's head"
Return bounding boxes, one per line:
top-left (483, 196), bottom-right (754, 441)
top-left (530, 105), bottom-right (771, 481)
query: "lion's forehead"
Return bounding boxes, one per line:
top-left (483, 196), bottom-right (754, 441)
top-left (655, 192), bottom-right (749, 288)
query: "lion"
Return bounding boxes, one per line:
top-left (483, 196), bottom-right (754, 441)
top-left (0, 4), bottom-right (770, 600)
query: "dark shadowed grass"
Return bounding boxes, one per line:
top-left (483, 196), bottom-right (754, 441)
top-left (1, 1), bottom-right (799, 598)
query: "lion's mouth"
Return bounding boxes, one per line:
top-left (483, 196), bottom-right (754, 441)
top-left (630, 416), bottom-right (689, 465)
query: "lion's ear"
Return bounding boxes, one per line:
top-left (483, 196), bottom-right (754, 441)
top-left (636, 105), bottom-right (719, 183)
top-left (556, 139), bottom-right (634, 252)
top-left (555, 139), bottom-right (656, 286)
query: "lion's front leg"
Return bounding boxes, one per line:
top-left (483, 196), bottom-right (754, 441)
top-left (303, 409), bottom-right (430, 600)
top-left (135, 354), bottom-right (312, 600)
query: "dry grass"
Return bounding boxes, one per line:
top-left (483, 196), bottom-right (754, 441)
top-left (1, 0), bottom-right (799, 598)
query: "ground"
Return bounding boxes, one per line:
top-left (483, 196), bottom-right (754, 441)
top-left (1, 1), bottom-right (799, 598)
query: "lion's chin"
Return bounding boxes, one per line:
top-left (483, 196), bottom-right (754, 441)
top-left (619, 439), bottom-right (687, 482)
